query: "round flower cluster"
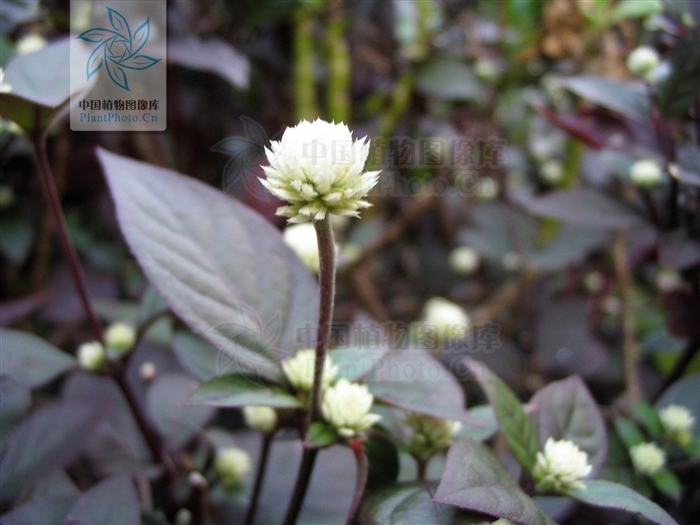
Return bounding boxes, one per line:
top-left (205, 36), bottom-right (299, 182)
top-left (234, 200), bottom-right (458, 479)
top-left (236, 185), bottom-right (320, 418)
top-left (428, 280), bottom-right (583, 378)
top-left (659, 404), bottom-right (695, 447)
top-left (533, 438), bottom-right (592, 492)
top-left (243, 406), bottom-right (278, 434)
top-left (77, 341), bottom-right (106, 372)
top-left (448, 246), bottom-right (481, 276)
top-left (626, 46), bottom-right (660, 81)
top-left (321, 379), bottom-right (381, 438)
top-left (214, 446), bottom-right (251, 488)
top-left (282, 349), bottom-right (338, 393)
top-left (405, 413), bottom-right (462, 459)
top-left (260, 119), bottom-right (381, 223)
top-left (105, 322), bottom-right (136, 357)
top-left (629, 442), bottom-right (665, 476)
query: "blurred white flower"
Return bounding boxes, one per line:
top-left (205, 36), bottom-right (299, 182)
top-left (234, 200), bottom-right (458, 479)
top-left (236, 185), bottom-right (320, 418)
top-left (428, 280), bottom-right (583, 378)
top-left (214, 446), bottom-right (251, 488)
top-left (540, 159), bottom-right (564, 184)
top-left (283, 223), bottom-right (320, 273)
top-left (533, 438), bottom-right (592, 492)
top-left (406, 413), bottom-right (461, 459)
top-left (629, 159), bottom-right (663, 188)
top-left (77, 341), bottom-right (106, 372)
top-left (449, 246), bottom-right (481, 275)
top-left (630, 442), bottom-right (665, 475)
top-left (476, 176), bottom-right (499, 200)
top-left (659, 404), bottom-right (695, 447)
top-left (627, 46), bottom-right (660, 80)
top-left (474, 58), bottom-right (502, 82)
top-left (16, 33), bottom-right (47, 55)
top-left (322, 379), bottom-right (381, 438)
top-left (282, 349), bottom-right (337, 393)
top-left (421, 297), bottom-right (470, 340)
top-left (243, 406), bottom-right (278, 434)
top-left (0, 68), bottom-right (12, 94)
top-left (105, 322), bottom-right (136, 356)
top-left (260, 118), bottom-right (381, 223)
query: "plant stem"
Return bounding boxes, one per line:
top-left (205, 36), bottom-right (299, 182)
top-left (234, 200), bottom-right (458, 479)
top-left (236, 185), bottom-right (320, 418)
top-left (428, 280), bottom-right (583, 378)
top-left (294, 4), bottom-right (320, 121)
top-left (613, 229), bottom-right (642, 402)
top-left (283, 216), bottom-right (336, 525)
top-left (32, 128), bottom-right (104, 344)
top-left (346, 440), bottom-right (368, 525)
top-left (325, 0), bottom-right (350, 123)
top-left (245, 433), bottom-right (274, 525)
top-left (416, 457), bottom-right (427, 483)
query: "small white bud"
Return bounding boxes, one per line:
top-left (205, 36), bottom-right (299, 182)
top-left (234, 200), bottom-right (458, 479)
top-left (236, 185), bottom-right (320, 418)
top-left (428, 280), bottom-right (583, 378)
top-left (243, 406), bottom-right (278, 434)
top-left (539, 159), bottom-right (564, 184)
top-left (105, 322), bottom-right (136, 356)
top-left (322, 379), bottom-right (381, 438)
top-left (406, 413), bottom-right (462, 459)
top-left (533, 438), bottom-right (592, 492)
top-left (627, 46), bottom-right (660, 79)
top-left (139, 361), bottom-right (157, 383)
top-left (629, 442), bottom-right (665, 475)
top-left (77, 341), bottom-right (106, 372)
top-left (655, 268), bottom-right (682, 293)
top-left (421, 297), bottom-right (470, 340)
top-left (283, 223), bottom-right (320, 274)
top-left (214, 446), bottom-right (251, 488)
top-left (16, 33), bottom-right (47, 55)
top-left (449, 246), bottom-right (481, 275)
top-left (476, 176), bottom-right (499, 200)
top-left (630, 159), bottom-right (663, 188)
top-left (584, 272), bottom-right (604, 293)
top-left (282, 349), bottom-right (338, 393)
top-left (659, 404), bottom-right (695, 447)
top-left (474, 58), bottom-right (501, 82)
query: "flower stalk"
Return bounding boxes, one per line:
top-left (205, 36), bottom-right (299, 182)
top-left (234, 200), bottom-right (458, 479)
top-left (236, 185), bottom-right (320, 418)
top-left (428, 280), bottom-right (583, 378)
top-left (245, 433), bottom-right (274, 525)
top-left (346, 439), bottom-right (368, 525)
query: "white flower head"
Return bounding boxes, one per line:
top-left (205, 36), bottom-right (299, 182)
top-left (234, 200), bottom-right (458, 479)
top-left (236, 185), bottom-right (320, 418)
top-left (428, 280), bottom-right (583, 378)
top-left (283, 223), bottom-right (320, 273)
top-left (630, 159), bottom-right (663, 188)
top-left (260, 118), bottom-right (381, 223)
top-left (539, 159), bottom-right (564, 184)
top-left (533, 438), bottom-right (592, 492)
top-left (659, 404), bottom-right (695, 446)
top-left (243, 405), bottom-right (278, 434)
top-left (322, 379), bottom-right (381, 438)
top-left (449, 246), bottom-right (481, 275)
top-left (630, 442), bottom-right (665, 476)
top-left (282, 349), bottom-right (338, 393)
top-left (627, 46), bottom-right (660, 80)
top-left (421, 297), bottom-right (470, 340)
top-left (105, 322), bottom-right (136, 355)
top-left (406, 413), bottom-right (462, 459)
top-left (214, 446), bottom-right (251, 488)
top-left (77, 341), bottom-right (106, 372)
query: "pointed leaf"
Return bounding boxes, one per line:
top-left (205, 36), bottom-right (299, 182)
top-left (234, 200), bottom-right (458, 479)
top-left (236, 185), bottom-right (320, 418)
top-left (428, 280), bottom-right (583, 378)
top-left (66, 474), bottom-right (140, 525)
top-left (97, 149), bottom-right (319, 382)
top-left (305, 422), bottom-right (338, 449)
top-left (631, 401), bottom-right (664, 437)
top-left (650, 469), bottom-right (682, 500)
top-left (106, 58), bottom-right (129, 90)
top-left (76, 28), bottom-right (121, 44)
top-left (614, 418), bottom-right (646, 449)
top-left (530, 376), bottom-right (607, 476)
top-left (434, 440), bottom-right (556, 525)
top-left (189, 374), bottom-right (302, 408)
top-left (553, 76), bottom-right (651, 122)
top-left (465, 359), bottom-right (539, 470)
top-left (106, 7), bottom-right (131, 43)
top-left (565, 480), bottom-right (678, 525)
top-left (131, 18), bottom-right (151, 56)
top-left (118, 54), bottom-right (160, 70)
top-left (0, 328), bottom-right (75, 388)
top-left (86, 42), bottom-right (105, 79)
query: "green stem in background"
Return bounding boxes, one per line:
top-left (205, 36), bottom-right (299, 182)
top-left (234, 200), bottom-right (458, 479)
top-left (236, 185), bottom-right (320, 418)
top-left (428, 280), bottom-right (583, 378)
top-left (377, 69), bottom-right (414, 141)
top-left (325, 0), bottom-right (350, 123)
top-left (613, 229), bottom-right (642, 403)
top-left (345, 440), bottom-right (369, 525)
top-left (245, 433), bottom-right (274, 525)
top-left (283, 216), bottom-right (336, 525)
top-left (294, 4), bottom-right (320, 121)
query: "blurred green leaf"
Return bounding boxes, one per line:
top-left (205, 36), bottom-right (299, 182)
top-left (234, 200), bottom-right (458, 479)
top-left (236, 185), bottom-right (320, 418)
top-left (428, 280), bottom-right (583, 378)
top-left (465, 359), bottom-right (539, 471)
top-left (613, 0), bottom-right (662, 20)
top-left (365, 431), bottom-right (400, 491)
top-left (190, 373), bottom-right (302, 408)
top-left (0, 328), bottom-right (75, 388)
top-left (554, 76), bottom-right (651, 122)
top-left (305, 422), bottom-right (338, 449)
top-left (650, 469), bottom-right (681, 500)
top-left (631, 402), bottom-right (664, 438)
top-left (614, 418), bottom-right (647, 449)
top-left (415, 58), bottom-right (487, 102)
top-left (565, 480), bottom-right (678, 525)
top-left (0, 216), bottom-right (34, 263)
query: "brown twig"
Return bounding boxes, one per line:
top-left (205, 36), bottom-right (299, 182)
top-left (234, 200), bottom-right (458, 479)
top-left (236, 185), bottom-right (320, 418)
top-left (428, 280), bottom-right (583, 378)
top-left (245, 433), bottom-right (274, 525)
top-left (346, 440), bottom-right (369, 525)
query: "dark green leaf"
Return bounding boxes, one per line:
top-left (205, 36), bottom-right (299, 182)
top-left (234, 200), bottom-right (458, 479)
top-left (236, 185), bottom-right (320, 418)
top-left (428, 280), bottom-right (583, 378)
top-left (0, 216), bottom-right (34, 263)
top-left (651, 469), bottom-right (682, 500)
top-left (365, 349), bottom-right (487, 426)
top-left (98, 148), bottom-right (319, 383)
top-left (305, 422), bottom-right (338, 449)
top-left (465, 359), bottom-right (539, 471)
top-left (365, 431), bottom-right (400, 491)
top-left (554, 76), bottom-right (651, 122)
top-left (434, 440), bottom-right (556, 525)
top-left (360, 482), bottom-right (490, 525)
top-left (415, 58), bottom-right (487, 102)
top-left (147, 372), bottom-right (215, 449)
top-left (189, 374), bottom-right (302, 408)
top-left (65, 474), bottom-right (140, 525)
top-left (172, 329), bottom-right (219, 382)
top-left (0, 328), bottom-right (75, 388)
top-left (613, 0), bottom-right (662, 19)
top-left (631, 401), bottom-right (664, 437)
top-left (0, 495), bottom-right (79, 525)
top-left (0, 38), bottom-right (93, 131)
top-left (656, 28), bottom-right (700, 118)
top-left (0, 400), bottom-right (102, 501)
top-left (530, 376), bottom-right (608, 476)
top-left (565, 480), bottom-right (678, 525)
top-left (614, 418), bottom-right (646, 448)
